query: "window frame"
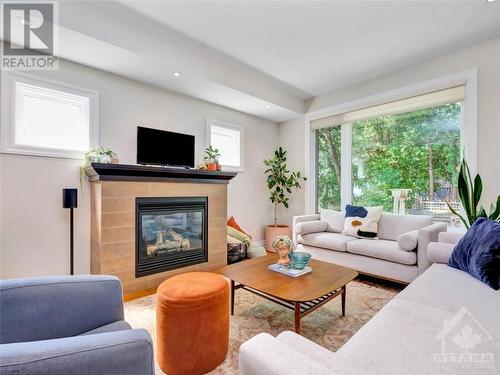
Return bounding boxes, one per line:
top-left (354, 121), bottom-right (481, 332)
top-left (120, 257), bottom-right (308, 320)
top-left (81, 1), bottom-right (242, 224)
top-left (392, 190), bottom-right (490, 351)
top-left (205, 118), bottom-right (245, 172)
top-left (305, 69), bottom-right (477, 214)
top-left (0, 71), bottom-right (99, 159)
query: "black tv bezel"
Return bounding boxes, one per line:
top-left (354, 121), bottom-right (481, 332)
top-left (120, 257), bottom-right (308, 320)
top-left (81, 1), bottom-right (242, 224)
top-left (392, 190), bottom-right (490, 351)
top-left (136, 126), bottom-right (195, 168)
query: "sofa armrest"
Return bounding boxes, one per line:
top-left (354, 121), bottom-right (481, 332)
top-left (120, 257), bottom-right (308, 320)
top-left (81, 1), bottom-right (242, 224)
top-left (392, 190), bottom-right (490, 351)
top-left (427, 242), bottom-right (455, 264)
top-left (417, 222), bottom-right (447, 275)
top-left (239, 333), bottom-right (331, 375)
top-left (438, 231), bottom-right (464, 245)
top-left (0, 275), bottom-right (124, 344)
top-left (0, 329), bottom-right (154, 375)
top-left (292, 214), bottom-right (321, 245)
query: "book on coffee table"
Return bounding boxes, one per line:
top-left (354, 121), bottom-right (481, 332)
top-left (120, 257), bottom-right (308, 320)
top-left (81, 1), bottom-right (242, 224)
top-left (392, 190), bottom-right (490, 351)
top-left (268, 263), bottom-right (311, 277)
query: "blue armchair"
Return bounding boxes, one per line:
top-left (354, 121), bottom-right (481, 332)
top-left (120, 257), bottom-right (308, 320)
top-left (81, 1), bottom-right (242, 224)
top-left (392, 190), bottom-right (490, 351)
top-left (0, 275), bottom-right (154, 375)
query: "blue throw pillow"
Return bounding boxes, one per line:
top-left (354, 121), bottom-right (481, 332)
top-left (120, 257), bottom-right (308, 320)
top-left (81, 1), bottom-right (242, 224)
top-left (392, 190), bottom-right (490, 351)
top-left (448, 217), bottom-right (500, 290)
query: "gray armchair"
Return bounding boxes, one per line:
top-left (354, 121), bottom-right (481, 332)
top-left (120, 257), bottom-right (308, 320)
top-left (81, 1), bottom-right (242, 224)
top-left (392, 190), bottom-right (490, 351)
top-left (0, 275), bottom-right (154, 375)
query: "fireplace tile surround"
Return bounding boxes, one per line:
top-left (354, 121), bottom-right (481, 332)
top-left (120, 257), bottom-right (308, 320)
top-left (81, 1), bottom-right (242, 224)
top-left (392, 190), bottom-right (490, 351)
top-left (87, 163), bottom-right (236, 294)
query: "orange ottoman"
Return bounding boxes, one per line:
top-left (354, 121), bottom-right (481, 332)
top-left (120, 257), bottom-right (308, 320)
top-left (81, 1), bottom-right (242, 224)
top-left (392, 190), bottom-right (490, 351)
top-left (156, 272), bottom-right (229, 375)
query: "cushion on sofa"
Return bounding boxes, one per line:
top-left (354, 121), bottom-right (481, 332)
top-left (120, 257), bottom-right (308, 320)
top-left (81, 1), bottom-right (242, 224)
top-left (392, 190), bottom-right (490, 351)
top-left (298, 232), bottom-right (357, 252)
top-left (346, 239), bottom-right (417, 265)
top-left (295, 220), bottom-right (328, 235)
top-left (448, 217), bottom-right (500, 290)
top-left (320, 208), bottom-right (345, 233)
top-left (377, 213), bottom-right (432, 241)
top-left (397, 230), bottom-right (418, 251)
top-left (343, 205), bottom-right (383, 238)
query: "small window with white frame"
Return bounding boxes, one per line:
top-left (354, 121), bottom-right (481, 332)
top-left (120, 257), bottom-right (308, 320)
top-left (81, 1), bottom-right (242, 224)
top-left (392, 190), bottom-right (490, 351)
top-left (1, 72), bottom-right (98, 159)
top-left (206, 119), bottom-right (244, 171)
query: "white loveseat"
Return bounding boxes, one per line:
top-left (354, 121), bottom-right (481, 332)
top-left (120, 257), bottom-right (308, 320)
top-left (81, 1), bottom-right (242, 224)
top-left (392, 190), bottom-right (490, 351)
top-left (239, 232), bottom-right (500, 375)
top-left (293, 209), bottom-right (446, 283)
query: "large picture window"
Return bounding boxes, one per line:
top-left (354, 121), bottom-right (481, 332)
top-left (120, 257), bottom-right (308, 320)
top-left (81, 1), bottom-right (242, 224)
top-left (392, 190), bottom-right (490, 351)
top-left (314, 87), bottom-right (464, 226)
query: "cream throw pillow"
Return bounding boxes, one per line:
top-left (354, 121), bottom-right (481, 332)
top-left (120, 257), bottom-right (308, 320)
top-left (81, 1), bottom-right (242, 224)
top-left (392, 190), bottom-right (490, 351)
top-left (342, 205), bottom-right (383, 239)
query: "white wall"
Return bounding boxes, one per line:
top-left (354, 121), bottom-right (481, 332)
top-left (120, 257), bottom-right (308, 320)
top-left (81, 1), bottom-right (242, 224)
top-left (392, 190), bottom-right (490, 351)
top-left (277, 117), bottom-right (306, 227)
top-left (0, 59), bottom-right (278, 278)
top-left (280, 37), bottom-right (500, 219)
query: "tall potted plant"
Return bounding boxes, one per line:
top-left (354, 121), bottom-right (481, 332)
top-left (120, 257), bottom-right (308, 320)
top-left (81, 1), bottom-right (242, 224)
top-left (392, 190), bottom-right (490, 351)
top-left (264, 147), bottom-right (306, 251)
top-left (447, 158), bottom-right (500, 228)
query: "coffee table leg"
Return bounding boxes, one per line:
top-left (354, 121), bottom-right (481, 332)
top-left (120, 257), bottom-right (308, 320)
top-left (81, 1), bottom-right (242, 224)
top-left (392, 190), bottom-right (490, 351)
top-left (341, 285), bottom-right (346, 317)
top-left (230, 280), bottom-right (235, 315)
top-left (294, 302), bottom-right (301, 334)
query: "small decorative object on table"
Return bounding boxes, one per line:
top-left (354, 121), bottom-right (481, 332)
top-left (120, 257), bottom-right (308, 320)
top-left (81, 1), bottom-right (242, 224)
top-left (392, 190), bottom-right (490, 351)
top-left (272, 235), bottom-right (294, 266)
top-left (268, 263), bottom-right (311, 277)
top-left (290, 251), bottom-right (312, 270)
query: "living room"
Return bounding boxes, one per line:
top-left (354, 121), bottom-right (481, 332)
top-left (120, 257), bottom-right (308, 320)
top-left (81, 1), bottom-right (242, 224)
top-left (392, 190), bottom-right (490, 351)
top-left (0, 1), bottom-right (499, 374)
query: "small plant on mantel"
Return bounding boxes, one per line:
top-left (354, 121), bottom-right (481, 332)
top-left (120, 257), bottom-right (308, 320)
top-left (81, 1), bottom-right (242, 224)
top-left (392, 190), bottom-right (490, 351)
top-left (263, 147), bottom-right (306, 251)
top-left (203, 145), bottom-right (221, 171)
top-left (80, 147), bottom-right (117, 186)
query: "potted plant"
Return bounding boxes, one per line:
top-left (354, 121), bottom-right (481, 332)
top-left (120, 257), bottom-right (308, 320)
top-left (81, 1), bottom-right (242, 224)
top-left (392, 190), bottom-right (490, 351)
top-left (203, 145), bottom-right (221, 171)
top-left (263, 147), bottom-right (306, 251)
top-left (84, 147), bottom-right (117, 164)
top-left (447, 158), bottom-right (500, 228)
top-left (80, 147), bottom-right (117, 186)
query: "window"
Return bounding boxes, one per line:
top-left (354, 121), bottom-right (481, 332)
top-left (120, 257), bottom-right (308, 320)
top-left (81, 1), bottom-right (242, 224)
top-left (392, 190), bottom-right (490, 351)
top-left (316, 126), bottom-right (341, 210)
top-left (206, 119), bottom-right (244, 171)
top-left (1, 72), bottom-right (98, 159)
top-left (313, 86), bottom-right (465, 227)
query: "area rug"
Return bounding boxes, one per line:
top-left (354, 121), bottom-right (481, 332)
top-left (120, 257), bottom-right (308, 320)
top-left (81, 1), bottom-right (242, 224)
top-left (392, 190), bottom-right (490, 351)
top-left (124, 277), bottom-right (402, 374)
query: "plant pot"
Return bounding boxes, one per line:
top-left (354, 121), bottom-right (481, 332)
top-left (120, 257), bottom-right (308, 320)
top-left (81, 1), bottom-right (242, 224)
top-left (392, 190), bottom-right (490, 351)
top-left (89, 155), bottom-right (112, 164)
top-left (265, 224), bottom-right (291, 252)
top-left (216, 163), bottom-right (222, 171)
top-left (207, 163), bottom-right (218, 171)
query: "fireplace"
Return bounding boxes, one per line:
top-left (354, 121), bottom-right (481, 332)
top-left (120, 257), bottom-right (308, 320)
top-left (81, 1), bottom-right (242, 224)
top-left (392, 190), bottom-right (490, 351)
top-left (135, 197), bottom-right (208, 277)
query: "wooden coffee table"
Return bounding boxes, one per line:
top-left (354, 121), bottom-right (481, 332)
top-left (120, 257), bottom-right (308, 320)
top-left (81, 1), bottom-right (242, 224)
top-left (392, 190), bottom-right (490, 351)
top-left (221, 254), bottom-right (358, 333)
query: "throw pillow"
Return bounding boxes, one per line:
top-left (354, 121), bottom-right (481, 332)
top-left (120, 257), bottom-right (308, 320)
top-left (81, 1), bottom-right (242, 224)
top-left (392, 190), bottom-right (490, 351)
top-left (397, 230), bottom-right (418, 251)
top-left (227, 226), bottom-right (251, 248)
top-left (342, 205), bottom-right (383, 239)
top-left (448, 217), bottom-right (500, 290)
top-left (247, 244), bottom-right (267, 258)
top-left (227, 216), bottom-right (251, 238)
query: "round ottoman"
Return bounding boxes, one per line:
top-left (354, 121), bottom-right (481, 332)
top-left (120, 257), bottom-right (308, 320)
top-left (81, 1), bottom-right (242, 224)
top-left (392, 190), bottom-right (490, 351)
top-left (157, 272), bottom-right (229, 375)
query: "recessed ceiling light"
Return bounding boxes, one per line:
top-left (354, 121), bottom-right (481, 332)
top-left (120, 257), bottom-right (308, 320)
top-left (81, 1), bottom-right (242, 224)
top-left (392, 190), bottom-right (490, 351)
top-left (266, 104), bottom-right (272, 109)
top-left (173, 72), bottom-right (181, 77)
top-left (487, 0), bottom-right (496, 2)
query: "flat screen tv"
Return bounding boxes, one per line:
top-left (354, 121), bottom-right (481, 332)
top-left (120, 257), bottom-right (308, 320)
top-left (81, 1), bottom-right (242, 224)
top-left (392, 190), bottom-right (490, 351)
top-left (137, 126), bottom-right (195, 167)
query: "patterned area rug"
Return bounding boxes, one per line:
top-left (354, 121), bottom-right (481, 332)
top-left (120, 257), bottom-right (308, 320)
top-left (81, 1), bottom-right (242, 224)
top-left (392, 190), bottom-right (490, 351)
top-left (124, 277), bottom-right (402, 374)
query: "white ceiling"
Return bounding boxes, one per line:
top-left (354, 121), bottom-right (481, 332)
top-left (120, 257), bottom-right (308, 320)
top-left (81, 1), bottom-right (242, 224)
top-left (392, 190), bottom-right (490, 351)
top-left (122, 1), bottom-right (500, 97)
top-left (23, 1), bottom-right (500, 122)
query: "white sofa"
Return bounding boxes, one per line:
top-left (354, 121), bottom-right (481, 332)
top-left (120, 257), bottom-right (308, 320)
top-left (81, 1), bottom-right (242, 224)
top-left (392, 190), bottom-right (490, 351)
top-left (293, 209), bottom-right (446, 283)
top-left (239, 232), bottom-right (500, 375)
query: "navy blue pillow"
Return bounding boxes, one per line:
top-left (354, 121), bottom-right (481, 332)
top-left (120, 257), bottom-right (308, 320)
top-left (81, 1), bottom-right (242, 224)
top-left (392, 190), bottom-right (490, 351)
top-left (448, 218), bottom-right (500, 290)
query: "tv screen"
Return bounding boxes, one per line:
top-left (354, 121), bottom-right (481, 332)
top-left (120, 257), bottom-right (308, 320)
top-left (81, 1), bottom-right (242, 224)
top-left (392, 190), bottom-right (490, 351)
top-left (137, 126), bottom-right (195, 167)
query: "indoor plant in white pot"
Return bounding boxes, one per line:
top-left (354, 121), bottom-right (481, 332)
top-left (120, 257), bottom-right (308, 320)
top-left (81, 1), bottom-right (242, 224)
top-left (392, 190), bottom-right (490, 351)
top-left (263, 147), bottom-right (306, 251)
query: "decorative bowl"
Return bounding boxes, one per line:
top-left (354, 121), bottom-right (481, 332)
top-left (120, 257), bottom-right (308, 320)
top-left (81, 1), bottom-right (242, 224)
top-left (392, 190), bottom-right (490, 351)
top-left (290, 251), bottom-right (311, 270)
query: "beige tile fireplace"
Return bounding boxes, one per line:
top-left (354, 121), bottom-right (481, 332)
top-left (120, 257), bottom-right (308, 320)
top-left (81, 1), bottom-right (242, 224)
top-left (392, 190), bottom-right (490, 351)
top-left (87, 163), bottom-right (236, 295)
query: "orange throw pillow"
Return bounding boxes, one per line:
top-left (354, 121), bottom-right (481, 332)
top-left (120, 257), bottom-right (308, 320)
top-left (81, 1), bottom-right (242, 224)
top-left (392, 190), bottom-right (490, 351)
top-left (227, 216), bottom-right (251, 238)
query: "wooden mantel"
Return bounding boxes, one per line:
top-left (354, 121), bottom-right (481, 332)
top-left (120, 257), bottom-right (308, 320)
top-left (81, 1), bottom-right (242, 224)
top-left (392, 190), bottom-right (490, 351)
top-left (85, 163), bottom-right (237, 183)
top-left (86, 163), bottom-right (236, 295)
